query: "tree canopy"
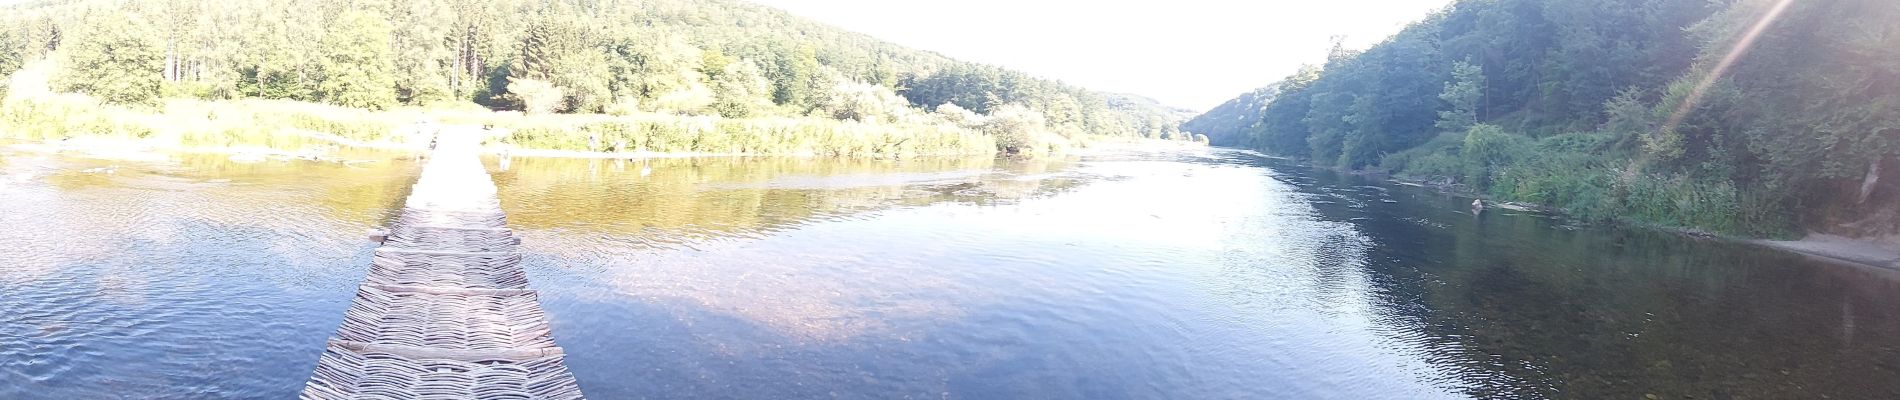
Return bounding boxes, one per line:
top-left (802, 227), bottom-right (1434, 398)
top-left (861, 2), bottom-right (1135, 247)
top-left (55, 11), bottom-right (162, 106)
top-left (1186, 0), bottom-right (1900, 235)
top-left (317, 10), bottom-right (397, 110)
top-left (0, 0), bottom-right (1189, 138)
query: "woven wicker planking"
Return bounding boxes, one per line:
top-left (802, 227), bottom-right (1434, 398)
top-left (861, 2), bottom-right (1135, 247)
top-left (303, 130), bottom-right (585, 399)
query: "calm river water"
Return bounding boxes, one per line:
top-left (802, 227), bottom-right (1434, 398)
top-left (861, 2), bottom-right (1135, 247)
top-left (3, 146), bottom-right (1899, 399)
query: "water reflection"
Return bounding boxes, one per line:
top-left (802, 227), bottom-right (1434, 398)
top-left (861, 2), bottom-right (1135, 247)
top-left (491, 155), bottom-right (1088, 244)
top-left (0, 148), bottom-right (418, 398)
top-left (491, 155), bottom-right (1099, 344)
top-left (505, 150), bottom-right (1457, 398)
top-left (7, 146), bottom-right (1900, 399)
top-left (1279, 157), bottom-right (1900, 399)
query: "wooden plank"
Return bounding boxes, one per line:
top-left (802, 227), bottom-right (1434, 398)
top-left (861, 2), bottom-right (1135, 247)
top-left (400, 225), bottom-right (513, 233)
top-left (305, 126), bottom-right (584, 399)
top-left (366, 283), bottom-right (535, 297)
top-left (329, 339), bottom-right (564, 362)
top-left (373, 247), bottom-right (513, 257)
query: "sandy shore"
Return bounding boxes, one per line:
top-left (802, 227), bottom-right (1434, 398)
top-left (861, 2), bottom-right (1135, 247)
top-left (1753, 234), bottom-right (1900, 270)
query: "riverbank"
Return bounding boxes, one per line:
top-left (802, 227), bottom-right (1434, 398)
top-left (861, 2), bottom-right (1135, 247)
top-left (0, 96), bottom-right (1212, 161)
top-left (477, 134), bottom-right (1198, 161)
top-left (3, 107), bottom-right (1204, 165)
top-left (1755, 234), bottom-right (1900, 271)
top-left (15, 142), bottom-right (1900, 399)
top-left (2, 55), bottom-right (1200, 160)
top-left (1386, 172), bottom-right (1900, 271)
top-left (0, 125), bottom-right (421, 165)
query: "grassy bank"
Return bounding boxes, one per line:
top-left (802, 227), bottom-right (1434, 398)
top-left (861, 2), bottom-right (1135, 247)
top-left (0, 55), bottom-right (1083, 159)
top-left (0, 94), bottom-right (1007, 158)
top-left (444, 113), bottom-right (994, 158)
top-left (1381, 124), bottom-right (1786, 237)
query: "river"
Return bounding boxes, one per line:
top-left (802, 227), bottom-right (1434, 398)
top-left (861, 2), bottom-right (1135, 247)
top-left (2, 146), bottom-right (1897, 399)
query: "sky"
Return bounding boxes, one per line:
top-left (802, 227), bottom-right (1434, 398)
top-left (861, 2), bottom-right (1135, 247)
top-left (748, 0), bottom-right (1457, 111)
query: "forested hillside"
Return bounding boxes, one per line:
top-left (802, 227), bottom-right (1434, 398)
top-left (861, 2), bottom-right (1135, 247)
top-left (1179, 84), bottom-right (1279, 147)
top-left (1187, 0), bottom-right (1900, 237)
top-left (0, 0), bottom-right (1191, 156)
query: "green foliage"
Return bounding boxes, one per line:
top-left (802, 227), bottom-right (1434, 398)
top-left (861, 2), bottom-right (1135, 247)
top-left (983, 104), bottom-right (1053, 155)
top-left (1599, 88), bottom-right (1654, 150)
top-left (232, 4), bottom-right (319, 101)
top-left (604, 34), bottom-right (700, 111)
top-left (0, 98), bottom-right (399, 147)
top-left (1217, 0), bottom-right (1716, 162)
top-left (711, 60), bottom-right (771, 118)
top-left (317, 10), bottom-right (396, 110)
top-left (1436, 60), bottom-right (1481, 133)
top-left (901, 62), bottom-right (1185, 138)
top-left (1607, 172), bottom-right (1743, 234)
top-left (1250, 65), bottom-right (1324, 159)
top-left (933, 103), bottom-right (980, 127)
top-left (0, 29), bottom-right (21, 98)
top-left (510, 10), bottom-right (611, 113)
top-left (1458, 124), bottom-right (1529, 187)
top-left (1380, 124), bottom-right (1757, 234)
top-left (1195, 0), bottom-right (1900, 235)
top-left (820, 79), bottom-right (909, 123)
top-left (508, 77), bottom-right (565, 115)
top-left (1380, 131), bottom-right (1465, 180)
top-left (1181, 86), bottom-right (1274, 147)
top-left (483, 114), bottom-right (994, 157)
top-left (56, 12), bottom-right (162, 106)
top-left (389, 0), bottom-right (452, 105)
top-left (0, 0), bottom-right (1186, 162)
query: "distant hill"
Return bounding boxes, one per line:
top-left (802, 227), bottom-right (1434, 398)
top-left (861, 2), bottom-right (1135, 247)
top-left (1180, 84), bottom-right (1281, 147)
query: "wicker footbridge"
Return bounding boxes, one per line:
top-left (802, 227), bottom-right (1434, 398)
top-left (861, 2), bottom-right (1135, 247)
top-left (301, 130), bottom-right (585, 399)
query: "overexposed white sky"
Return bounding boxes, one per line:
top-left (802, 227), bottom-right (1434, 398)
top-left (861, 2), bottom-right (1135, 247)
top-left (750, 0), bottom-right (1455, 111)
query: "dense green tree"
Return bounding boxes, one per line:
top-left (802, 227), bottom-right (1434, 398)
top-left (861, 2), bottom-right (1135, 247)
top-left (604, 34), bottom-right (699, 108)
top-left (390, 0), bottom-right (453, 104)
top-left (984, 104), bottom-right (1050, 154)
top-left (1, 0), bottom-right (1183, 151)
top-left (1180, 86), bottom-right (1274, 147)
top-left (1194, 0), bottom-right (1900, 234)
top-left (235, 0), bottom-right (320, 100)
top-left (509, 77), bottom-right (564, 114)
top-left (761, 43), bottom-right (822, 110)
top-left (1254, 65), bottom-right (1323, 158)
top-left (0, 29), bottom-right (22, 97)
top-left (901, 62), bottom-right (1183, 138)
top-left (711, 59), bottom-right (770, 118)
top-left (57, 11), bottom-right (163, 106)
top-left (1437, 60), bottom-right (1483, 133)
top-left (1600, 87), bottom-right (1656, 150)
top-left (316, 10), bottom-right (396, 110)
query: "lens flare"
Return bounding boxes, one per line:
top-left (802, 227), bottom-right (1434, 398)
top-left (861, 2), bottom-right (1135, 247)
top-left (1662, 0), bottom-right (1798, 134)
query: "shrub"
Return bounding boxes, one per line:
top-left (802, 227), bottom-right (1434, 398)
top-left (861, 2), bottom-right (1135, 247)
top-left (1460, 124), bottom-right (1531, 187)
top-left (984, 104), bottom-right (1056, 156)
top-left (0, 94), bottom-right (1000, 159)
top-left (509, 78), bottom-right (566, 115)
